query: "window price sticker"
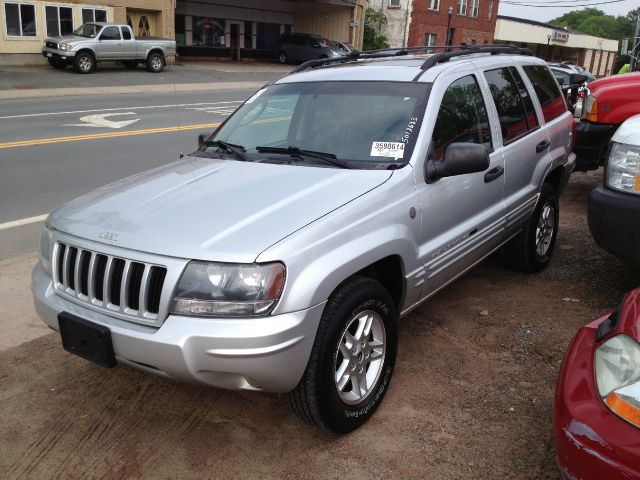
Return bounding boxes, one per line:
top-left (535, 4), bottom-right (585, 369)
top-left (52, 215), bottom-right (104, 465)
top-left (370, 141), bottom-right (405, 159)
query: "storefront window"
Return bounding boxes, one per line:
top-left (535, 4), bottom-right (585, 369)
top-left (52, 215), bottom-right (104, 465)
top-left (4, 3), bottom-right (36, 37)
top-left (192, 17), bottom-right (225, 47)
top-left (46, 6), bottom-right (74, 37)
top-left (256, 22), bottom-right (280, 50)
top-left (244, 21), bottom-right (252, 49)
top-left (82, 8), bottom-right (107, 24)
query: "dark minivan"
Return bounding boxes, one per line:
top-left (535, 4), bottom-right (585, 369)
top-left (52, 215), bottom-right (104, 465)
top-left (275, 32), bottom-right (341, 64)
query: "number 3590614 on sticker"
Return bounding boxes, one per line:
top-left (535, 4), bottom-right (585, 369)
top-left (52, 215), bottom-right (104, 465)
top-left (370, 141), bottom-right (405, 158)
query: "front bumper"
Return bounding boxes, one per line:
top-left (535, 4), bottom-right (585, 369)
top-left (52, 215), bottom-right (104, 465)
top-left (588, 185), bottom-right (640, 262)
top-left (42, 47), bottom-right (76, 60)
top-left (554, 317), bottom-right (640, 480)
top-left (32, 264), bottom-right (324, 393)
top-left (574, 121), bottom-right (618, 172)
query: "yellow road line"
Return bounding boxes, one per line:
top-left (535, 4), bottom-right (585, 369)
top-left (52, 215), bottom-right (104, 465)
top-left (0, 122), bottom-right (221, 150)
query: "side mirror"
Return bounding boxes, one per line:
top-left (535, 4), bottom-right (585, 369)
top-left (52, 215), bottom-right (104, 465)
top-left (569, 73), bottom-right (588, 85)
top-left (198, 132), bottom-right (211, 147)
top-left (425, 143), bottom-right (490, 183)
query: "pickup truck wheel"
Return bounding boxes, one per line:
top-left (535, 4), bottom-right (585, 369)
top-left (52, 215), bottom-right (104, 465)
top-left (146, 53), bottom-right (164, 73)
top-left (122, 60), bottom-right (138, 69)
top-left (501, 183), bottom-right (559, 273)
top-left (74, 52), bottom-right (95, 74)
top-left (47, 57), bottom-right (67, 69)
top-left (288, 276), bottom-right (397, 434)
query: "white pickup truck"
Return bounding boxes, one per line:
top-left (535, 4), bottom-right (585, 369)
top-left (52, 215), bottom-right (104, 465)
top-left (42, 22), bottom-right (176, 74)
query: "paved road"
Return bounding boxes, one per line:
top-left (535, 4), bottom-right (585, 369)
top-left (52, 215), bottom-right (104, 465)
top-left (0, 87), bottom-right (256, 260)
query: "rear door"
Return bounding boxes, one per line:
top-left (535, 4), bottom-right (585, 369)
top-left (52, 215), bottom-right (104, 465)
top-left (521, 64), bottom-right (572, 170)
top-left (119, 26), bottom-right (137, 59)
top-left (415, 63), bottom-right (506, 298)
top-left (478, 64), bottom-right (550, 237)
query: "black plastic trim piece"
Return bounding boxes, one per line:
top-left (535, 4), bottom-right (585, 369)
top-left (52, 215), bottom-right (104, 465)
top-left (596, 300), bottom-right (623, 342)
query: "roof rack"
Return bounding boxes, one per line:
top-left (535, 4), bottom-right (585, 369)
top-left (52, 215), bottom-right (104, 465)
top-left (287, 43), bottom-right (533, 77)
top-left (419, 44), bottom-right (532, 70)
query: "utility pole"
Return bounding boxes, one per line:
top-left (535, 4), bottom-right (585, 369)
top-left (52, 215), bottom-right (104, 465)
top-left (631, 14), bottom-right (640, 71)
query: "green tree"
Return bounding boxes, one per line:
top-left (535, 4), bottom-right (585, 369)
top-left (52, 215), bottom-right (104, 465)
top-left (550, 8), bottom-right (605, 30)
top-left (363, 8), bottom-right (390, 51)
top-left (550, 8), bottom-right (635, 40)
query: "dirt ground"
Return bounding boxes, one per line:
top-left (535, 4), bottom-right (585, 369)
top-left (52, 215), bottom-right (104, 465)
top-left (1, 170), bottom-right (638, 480)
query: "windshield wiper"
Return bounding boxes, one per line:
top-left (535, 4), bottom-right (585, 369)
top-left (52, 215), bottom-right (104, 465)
top-left (255, 146), bottom-right (350, 169)
top-left (205, 140), bottom-right (248, 162)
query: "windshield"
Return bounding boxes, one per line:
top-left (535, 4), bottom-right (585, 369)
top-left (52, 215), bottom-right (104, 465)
top-left (74, 23), bottom-right (101, 38)
top-left (202, 81), bottom-right (430, 169)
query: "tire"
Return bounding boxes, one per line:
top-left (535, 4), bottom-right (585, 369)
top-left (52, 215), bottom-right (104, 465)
top-left (146, 52), bottom-right (164, 73)
top-left (122, 60), bottom-right (138, 69)
top-left (47, 57), bottom-right (67, 69)
top-left (74, 52), bottom-right (95, 74)
top-left (288, 276), bottom-right (398, 434)
top-left (278, 51), bottom-right (288, 64)
top-left (501, 183), bottom-right (560, 273)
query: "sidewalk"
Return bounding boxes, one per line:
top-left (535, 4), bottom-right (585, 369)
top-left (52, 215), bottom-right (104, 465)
top-left (0, 61), bottom-right (292, 100)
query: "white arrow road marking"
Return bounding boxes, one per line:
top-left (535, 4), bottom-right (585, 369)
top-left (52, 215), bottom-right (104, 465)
top-left (64, 112), bottom-right (140, 129)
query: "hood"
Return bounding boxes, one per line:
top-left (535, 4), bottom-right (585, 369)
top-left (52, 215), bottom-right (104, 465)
top-left (49, 157), bottom-right (392, 263)
top-left (590, 72), bottom-right (640, 92)
top-left (46, 34), bottom-right (80, 42)
top-left (612, 114), bottom-right (640, 146)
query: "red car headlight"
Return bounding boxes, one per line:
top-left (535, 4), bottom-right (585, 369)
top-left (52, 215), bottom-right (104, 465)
top-left (596, 334), bottom-right (640, 428)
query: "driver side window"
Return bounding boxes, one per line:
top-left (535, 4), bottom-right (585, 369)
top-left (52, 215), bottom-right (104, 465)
top-left (100, 26), bottom-right (121, 40)
top-left (432, 75), bottom-right (492, 161)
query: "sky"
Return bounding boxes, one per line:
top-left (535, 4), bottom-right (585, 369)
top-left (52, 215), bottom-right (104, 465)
top-left (498, 0), bottom-right (639, 23)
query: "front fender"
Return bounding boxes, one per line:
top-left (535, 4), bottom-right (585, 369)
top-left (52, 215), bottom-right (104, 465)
top-left (257, 167), bottom-right (421, 314)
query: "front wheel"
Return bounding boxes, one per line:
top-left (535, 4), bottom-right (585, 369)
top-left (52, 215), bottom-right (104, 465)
top-left (146, 52), bottom-right (164, 73)
top-left (288, 276), bottom-right (398, 434)
top-left (73, 52), bottom-right (95, 74)
top-left (501, 183), bottom-right (559, 273)
top-left (278, 51), bottom-right (288, 64)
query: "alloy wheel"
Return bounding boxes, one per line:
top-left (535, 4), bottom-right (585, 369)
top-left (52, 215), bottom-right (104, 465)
top-left (333, 310), bottom-right (386, 405)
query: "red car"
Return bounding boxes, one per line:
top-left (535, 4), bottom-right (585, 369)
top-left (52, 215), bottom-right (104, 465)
top-left (575, 72), bottom-right (640, 171)
top-left (555, 289), bottom-right (640, 479)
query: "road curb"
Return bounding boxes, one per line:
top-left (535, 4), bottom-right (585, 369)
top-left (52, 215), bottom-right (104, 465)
top-left (0, 81), bottom-right (267, 100)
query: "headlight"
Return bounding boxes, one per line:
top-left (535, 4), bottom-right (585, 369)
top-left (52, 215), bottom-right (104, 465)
top-left (596, 334), bottom-right (640, 428)
top-left (39, 228), bottom-right (54, 276)
top-left (582, 94), bottom-right (598, 121)
top-left (42, 41), bottom-right (47, 48)
top-left (171, 261), bottom-right (285, 317)
top-left (59, 43), bottom-right (71, 51)
top-left (605, 142), bottom-right (640, 196)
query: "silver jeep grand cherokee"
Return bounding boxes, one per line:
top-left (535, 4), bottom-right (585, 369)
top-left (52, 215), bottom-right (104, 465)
top-left (32, 45), bottom-right (575, 434)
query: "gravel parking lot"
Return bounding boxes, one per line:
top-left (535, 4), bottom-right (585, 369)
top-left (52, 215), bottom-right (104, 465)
top-left (1, 170), bottom-right (638, 480)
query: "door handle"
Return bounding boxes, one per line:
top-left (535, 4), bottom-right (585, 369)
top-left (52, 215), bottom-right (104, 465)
top-left (536, 140), bottom-right (550, 153)
top-left (484, 166), bottom-right (504, 183)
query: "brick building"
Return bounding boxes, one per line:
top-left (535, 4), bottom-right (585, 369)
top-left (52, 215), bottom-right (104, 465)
top-left (407, 0), bottom-right (497, 48)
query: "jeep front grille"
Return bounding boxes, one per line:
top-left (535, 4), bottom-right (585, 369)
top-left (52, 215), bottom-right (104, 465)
top-left (53, 242), bottom-right (167, 322)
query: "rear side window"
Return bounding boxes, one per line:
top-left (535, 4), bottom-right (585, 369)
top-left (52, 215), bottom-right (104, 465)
top-left (523, 65), bottom-right (566, 123)
top-left (121, 27), bottom-right (132, 40)
top-left (432, 75), bottom-right (492, 161)
top-left (509, 67), bottom-right (539, 131)
top-left (484, 67), bottom-right (535, 145)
